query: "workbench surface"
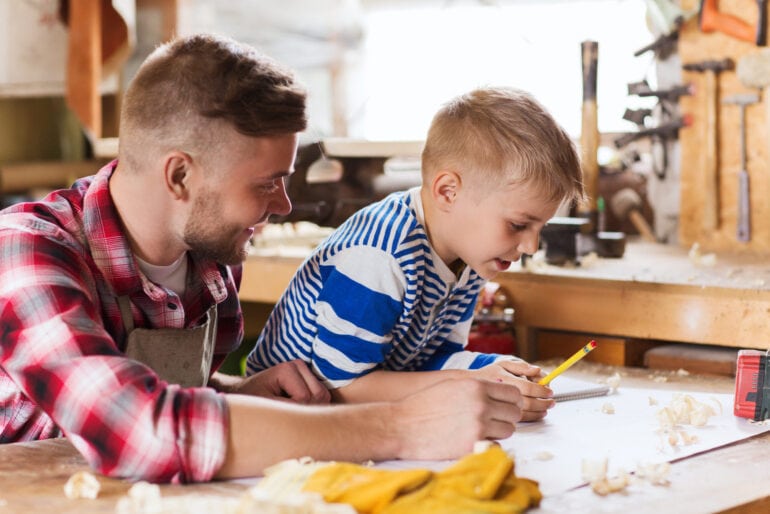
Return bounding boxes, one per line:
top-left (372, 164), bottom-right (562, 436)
top-left (241, 240), bottom-right (770, 357)
top-left (0, 365), bottom-right (768, 514)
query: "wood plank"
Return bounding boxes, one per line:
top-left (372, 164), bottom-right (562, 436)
top-left (0, 160), bottom-right (107, 193)
top-left (240, 241), bottom-right (770, 348)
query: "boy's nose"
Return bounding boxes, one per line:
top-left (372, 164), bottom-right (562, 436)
top-left (518, 231), bottom-right (539, 255)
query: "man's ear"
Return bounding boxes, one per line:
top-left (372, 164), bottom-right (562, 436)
top-left (163, 151), bottom-right (193, 200)
top-left (431, 170), bottom-right (462, 212)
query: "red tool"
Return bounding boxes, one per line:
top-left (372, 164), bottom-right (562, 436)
top-left (734, 349), bottom-right (770, 421)
top-left (699, 0), bottom-right (767, 46)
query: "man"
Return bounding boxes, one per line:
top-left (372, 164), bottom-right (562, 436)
top-left (0, 34), bottom-right (524, 483)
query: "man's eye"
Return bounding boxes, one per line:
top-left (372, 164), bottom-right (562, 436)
top-left (510, 223), bottom-right (527, 232)
top-left (258, 181), bottom-right (280, 193)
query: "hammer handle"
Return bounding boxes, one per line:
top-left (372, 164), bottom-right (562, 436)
top-left (578, 40), bottom-right (599, 216)
top-left (702, 71), bottom-right (719, 232)
top-left (757, 0), bottom-right (768, 46)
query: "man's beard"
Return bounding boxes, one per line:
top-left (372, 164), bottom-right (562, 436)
top-left (183, 192), bottom-right (251, 265)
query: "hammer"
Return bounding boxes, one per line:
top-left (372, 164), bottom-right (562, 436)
top-left (722, 93), bottom-right (759, 242)
top-left (737, 49), bottom-right (770, 167)
top-left (609, 188), bottom-right (657, 243)
top-left (577, 40), bottom-right (599, 225)
top-left (682, 58), bottom-right (734, 232)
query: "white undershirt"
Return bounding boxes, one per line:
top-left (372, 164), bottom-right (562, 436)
top-left (135, 252), bottom-right (189, 296)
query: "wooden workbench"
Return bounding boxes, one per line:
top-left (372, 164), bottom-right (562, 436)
top-left (240, 240), bottom-right (770, 360)
top-left (1, 365), bottom-right (768, 513)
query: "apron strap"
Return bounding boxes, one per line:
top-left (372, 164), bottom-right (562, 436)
top-left (117, 296), bottom-right (135, 333)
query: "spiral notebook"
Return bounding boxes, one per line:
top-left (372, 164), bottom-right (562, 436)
top-left (549, 374), bottom-right (611, 402)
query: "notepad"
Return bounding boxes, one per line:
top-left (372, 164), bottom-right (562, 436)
top-left (549, 374), bottom-right (611, 402)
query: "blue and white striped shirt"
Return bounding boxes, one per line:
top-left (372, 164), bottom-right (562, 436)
top-left (246, 188), bottom-right (503, 388)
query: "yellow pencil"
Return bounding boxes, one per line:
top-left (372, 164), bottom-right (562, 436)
top-left (538, 340), bottom-right (597, 385)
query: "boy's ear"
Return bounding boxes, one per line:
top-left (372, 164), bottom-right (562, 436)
top-left (163, 151), bottom-right (194, 200)
top-left (432, 170), bottom-right (462, 211)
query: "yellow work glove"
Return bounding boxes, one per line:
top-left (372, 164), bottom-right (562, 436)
top-left (303, 445), bottom-right (541, 514)
top-left (303, 462), bottom-right (432, 514)
top-left (381, 445), bottom-right (541, 514)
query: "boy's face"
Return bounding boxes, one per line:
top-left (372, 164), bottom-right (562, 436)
top-left (443, 179), bottom-right (560, 280)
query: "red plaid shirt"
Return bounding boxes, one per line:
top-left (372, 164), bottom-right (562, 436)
top-left (0, 161), bottom-right (244, 483)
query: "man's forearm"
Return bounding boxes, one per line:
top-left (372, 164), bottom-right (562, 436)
top-left (331, 369), bottom-right (466, 403)
top-left (215, 394), bottom-right (400, 479)
top-left (208, 371), bottom-right (242, 393)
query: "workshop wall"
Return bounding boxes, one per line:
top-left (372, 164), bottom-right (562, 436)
top-left (679, 0), bottom-right (770, 253)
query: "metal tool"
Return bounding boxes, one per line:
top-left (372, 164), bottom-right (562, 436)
top-left (736, 49), bottom-right (770, 197)
top-left (722, 93), bottom-right (759, 242)
top-left (682, 58), bottom-right (735, 232)
top-left (636, 0), bottom-right (698, 59)
top-left (613, 114), bottom-right (692, 149)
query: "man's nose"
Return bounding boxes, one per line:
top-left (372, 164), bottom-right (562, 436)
top-left (271, 180), bottom-right (292, 216)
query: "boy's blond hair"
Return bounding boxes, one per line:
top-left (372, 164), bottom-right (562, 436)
top-left (421, 86), bottom-right (584, 205)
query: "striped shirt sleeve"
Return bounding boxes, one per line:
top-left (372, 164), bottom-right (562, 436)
top-left (311, 246), bottom-right (406, 388)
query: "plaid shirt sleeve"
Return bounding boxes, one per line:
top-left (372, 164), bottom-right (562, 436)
top-left (0, 217), bottom-right (229, 483)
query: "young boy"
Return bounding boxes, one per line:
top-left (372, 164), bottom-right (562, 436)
top-left (246, 87), bottom-right (584, 419)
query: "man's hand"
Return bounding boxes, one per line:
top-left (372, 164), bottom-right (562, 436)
top-left (391, 378), bottom-right (523, 460)
top-left (470, 360), bottom-right (554, 421)
top-left (214, 360), bottom-right (331, 404)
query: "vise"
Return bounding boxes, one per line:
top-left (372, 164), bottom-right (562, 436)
top-left (274, 139), bottom-right (423, 228)
top-left (539, 217), bottom-right (626, 266)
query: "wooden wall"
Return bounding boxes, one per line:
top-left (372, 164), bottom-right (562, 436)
top-left (678, 0), bottom-right (770, 253)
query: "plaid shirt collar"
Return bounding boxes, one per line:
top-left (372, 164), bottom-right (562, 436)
top-left (84, 161), bottom-right (228, 304)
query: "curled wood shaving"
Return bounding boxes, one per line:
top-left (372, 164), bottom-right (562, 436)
top-left (63, 471), bottom-right (101, 500)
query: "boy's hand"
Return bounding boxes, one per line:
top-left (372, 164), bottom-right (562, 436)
top-left (471, 360), bottom-right (554, 422)
top-left (228, 360), bottom-right (331, 404)
top-left (391, 378), bottom-right (522, 460)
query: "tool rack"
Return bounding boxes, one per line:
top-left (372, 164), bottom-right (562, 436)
top-left (679, 0), bottom-right (770, 252)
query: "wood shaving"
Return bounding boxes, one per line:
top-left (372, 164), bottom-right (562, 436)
top-left (535, 451), bottom-right (554, 461)
top-left (676, 369), bottom-right (690, 376)
top-left (635, 462), bottom-right (670, 486)
top-left (688, 243), bottom-right (716, 267)
top-left (115, 480), bottom-right (355, 514)
top-left (605, 372), bottom-right (621, 392)
top-left (591, 472), bottom-right (630, 496)
top-left (651, 375), bottom-right (668, 383)
top-left (581, 458), bottom-right (630, 496)
top-left (648, 396), bottom-right (658, 406)
top-left (601, 403), bottom-right (615, 414)
top-left (63, 470), bottom-right (101, 500)
top-left (473, 440), bottom-right (497, 453)
top-left (581, 458), bottom-right (608, 483)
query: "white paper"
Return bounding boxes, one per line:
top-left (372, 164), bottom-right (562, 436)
top-left (379, 387), bottom-right (770, 497)
top-left (501, 387), bottom-right (770, 495)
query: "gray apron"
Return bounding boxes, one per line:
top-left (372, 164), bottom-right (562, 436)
top-left (117, 296), bottom-right (218, 388)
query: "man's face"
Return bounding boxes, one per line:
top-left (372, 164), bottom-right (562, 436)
top-left (443, 180), bottom-right (561, 280)
top-left (183, 132), bottom-right (298, 265)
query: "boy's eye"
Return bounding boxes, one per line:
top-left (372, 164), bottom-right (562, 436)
top-left (510, 223), bottom-right (527, 232)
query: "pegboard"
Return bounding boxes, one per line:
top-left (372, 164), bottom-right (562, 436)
top-left (678, 0), bottom-right (770, 253)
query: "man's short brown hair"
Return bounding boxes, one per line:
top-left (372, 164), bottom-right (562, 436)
top-left (421, 86), bottom-right (584, 205)
top-left (119, 33), bottom-right (307, 167)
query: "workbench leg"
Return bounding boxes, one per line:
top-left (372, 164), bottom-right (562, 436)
top-left (515, 325), bottom-right (538, 361)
